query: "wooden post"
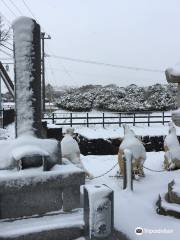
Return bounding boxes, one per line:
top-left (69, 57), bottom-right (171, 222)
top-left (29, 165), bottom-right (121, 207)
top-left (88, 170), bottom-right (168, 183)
top-left (87, 112), bottom-right (89, 127)
top-left (103, 112), bottom-right (105, 128)
top-left (162, 112), bottom-right (165, 125)
top-left (70, 113), bottom-right (72, 127)
top-left (133, 113), bottom-right (136, 126)
top-left (52, 113), bottom-right (55, 124)
top-left (119, 113), bottom-right (121, 127)
top-left (148, 113), bottom-right (150, 127)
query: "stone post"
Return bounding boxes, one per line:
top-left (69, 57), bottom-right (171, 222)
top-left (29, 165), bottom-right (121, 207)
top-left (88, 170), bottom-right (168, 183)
top-left (13, 17), bottom-right (42, 137)
top-left (84, 184), bottom-right (114, 240)
top-left (165, 69), bottom-right (180, 126)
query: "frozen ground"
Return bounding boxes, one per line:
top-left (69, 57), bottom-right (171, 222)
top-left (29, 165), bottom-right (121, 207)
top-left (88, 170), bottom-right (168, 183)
top-left (81, 152), bottom-right (180, 240)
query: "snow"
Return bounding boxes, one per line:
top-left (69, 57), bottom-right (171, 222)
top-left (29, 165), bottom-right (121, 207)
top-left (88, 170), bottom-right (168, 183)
top-left (13, 17), bottom-right (35, 136)
top-left (12, 145), bottom-right (49, 161)
top-left (0, 164), bottom-right (83, 188)
top-left (74, 124), bottom-right (180, 140)
top-left (81, 152), bottom-right (180, 240)
top-left (0, 135), bottom-right (58, 169)
top-left (0, 209), bottom-right (83, 238)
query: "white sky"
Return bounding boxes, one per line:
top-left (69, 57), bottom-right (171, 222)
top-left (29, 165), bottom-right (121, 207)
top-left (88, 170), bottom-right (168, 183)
top-left (1, 0), bottom-right (180, 89)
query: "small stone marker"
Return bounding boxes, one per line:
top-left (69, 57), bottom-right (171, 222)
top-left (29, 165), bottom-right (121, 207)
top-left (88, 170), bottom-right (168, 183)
top-left (84, 184), bottom-right (114, 240)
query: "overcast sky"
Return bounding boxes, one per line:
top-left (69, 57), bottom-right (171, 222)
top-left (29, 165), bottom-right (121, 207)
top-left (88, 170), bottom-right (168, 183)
top-left (1, 0), bottom-right (180, 88)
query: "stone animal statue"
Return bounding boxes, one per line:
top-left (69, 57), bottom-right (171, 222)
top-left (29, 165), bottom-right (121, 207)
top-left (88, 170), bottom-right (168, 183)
top-left (164, 122), bottom-right (180, 170)
top-left (61, 127), bottom-right (93, 178)
top-left (118, 125), bottom-right (146, 177)
top-left (61, 128), bottom-right (81, 167)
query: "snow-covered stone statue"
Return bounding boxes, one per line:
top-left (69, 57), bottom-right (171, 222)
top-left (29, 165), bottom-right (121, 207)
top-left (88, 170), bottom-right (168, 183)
top-left (118, 125), bottom-right (146, 177)
top-left (165, 68), bottom-right (180, 126)
top-left (61, 127), bottom-right (83, 167)
top-left (61, 127), bottom-right (92, 177)
top-left (164, 122), bottom-right (180, 170)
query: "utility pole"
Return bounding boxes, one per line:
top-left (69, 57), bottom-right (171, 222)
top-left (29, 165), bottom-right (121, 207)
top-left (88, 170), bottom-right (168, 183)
top-left (41, 32), bottom-right (51, 113)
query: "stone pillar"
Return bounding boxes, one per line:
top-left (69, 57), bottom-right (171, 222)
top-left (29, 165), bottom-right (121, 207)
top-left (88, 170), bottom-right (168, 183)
top-left (165, 69), bottom-right (180, 126)
top-left (13, 17), bottom-right (41, 137)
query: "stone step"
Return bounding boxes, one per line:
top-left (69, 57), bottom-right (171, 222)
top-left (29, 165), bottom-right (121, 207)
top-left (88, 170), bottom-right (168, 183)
top-left (156, 194), bottom-right (180, 219)
top-left (0, 209), bottom-right (84, 240)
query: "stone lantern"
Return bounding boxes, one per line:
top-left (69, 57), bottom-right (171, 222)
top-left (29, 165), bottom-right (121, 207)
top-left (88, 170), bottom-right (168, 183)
top-left (165, 68), bottom-right (180, 126)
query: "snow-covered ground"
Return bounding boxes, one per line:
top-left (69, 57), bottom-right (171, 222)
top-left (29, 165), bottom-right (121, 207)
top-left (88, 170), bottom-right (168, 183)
top-left (81, 152), bottom-right (180, 240)
top-left (0, 124), bottom-right (180, 240)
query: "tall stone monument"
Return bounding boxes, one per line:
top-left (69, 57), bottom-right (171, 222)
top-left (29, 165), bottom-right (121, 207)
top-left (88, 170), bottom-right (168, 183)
top-left (13, 17), bottom-right (41, 137)
top-left (165, 68), bottom-right (180, 126)
top-left (0, 18), bottom-right (85, 240)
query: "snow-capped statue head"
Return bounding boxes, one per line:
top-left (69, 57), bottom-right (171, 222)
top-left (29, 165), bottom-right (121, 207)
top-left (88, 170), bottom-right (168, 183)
top-left (65, 127), bottom-right (75, 136)
top-left (123, 124), bottom-right (135, 137)
top-left (168, 122), bottom-right (176, 135)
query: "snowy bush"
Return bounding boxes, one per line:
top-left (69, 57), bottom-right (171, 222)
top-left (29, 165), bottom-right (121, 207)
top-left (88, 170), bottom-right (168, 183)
top-left (56, 83), bottom-right (177, 112)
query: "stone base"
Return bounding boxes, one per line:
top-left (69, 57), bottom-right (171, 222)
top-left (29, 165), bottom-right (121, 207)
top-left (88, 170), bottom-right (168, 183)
top-left (0, 165), bottom-right (85, 219)
top-left (166, 180), bottom-right (180, 204)
top-left (156, 194), bottom-right (180, 219)
top-left (0, 210), bottom-right (84, 240)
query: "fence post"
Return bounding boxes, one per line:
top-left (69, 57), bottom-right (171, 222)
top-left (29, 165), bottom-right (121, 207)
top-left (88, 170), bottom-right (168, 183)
top-left (119, 113), bottom-right (121, 127)
top-left (52, 113), bottom-right (55, 124)
top-left (86, 112), bottom-right (89, 127)
top-left (148, 113), bottom-right (150, 127)
top-left (70, 113), bottom-right (73, 127)
top-left (103, 112), bottom-right (105, 128)
top-left (133, 113), bottom-right (136, 126)
top-left (162, 112), bottom-right (165, 125)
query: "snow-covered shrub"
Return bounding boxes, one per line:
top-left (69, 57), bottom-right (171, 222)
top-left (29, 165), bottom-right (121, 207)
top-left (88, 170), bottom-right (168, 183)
top-left (56, 83), bottom-right (177, 112)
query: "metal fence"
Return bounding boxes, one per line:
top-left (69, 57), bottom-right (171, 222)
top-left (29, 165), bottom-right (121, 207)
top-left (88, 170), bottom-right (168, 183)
top-left (43, 111), bottom-right (172, 127)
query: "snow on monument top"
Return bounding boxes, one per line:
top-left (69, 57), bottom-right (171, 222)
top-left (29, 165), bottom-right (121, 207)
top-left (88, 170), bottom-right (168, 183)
top-left (165, 67), bottom-right (180, 83)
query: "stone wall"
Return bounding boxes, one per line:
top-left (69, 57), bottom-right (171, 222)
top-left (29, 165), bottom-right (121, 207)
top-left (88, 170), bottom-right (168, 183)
top-left (77, 135), bottom-right (180, 155)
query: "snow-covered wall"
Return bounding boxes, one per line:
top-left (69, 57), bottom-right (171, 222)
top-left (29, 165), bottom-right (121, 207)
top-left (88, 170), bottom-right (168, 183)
top-left (13, 17), bottom-right (41, 137)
